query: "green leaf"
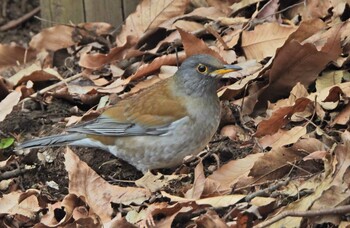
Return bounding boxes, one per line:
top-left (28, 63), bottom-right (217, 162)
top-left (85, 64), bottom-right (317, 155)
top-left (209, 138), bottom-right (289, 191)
top-left (0, 138), bottom-right (15, 149)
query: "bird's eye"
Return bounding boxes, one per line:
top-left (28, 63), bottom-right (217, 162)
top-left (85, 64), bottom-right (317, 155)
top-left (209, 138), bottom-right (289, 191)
top-left (197, 64), bottom-right (208, 74)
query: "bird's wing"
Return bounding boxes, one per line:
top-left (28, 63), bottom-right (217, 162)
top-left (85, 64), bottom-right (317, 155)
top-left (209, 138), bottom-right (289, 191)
top-left (67, 78), bottom-right (189, 137)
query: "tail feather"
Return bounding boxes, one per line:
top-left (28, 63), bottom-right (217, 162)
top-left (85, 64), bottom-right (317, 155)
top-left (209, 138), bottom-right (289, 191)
top-left (17, 133), bottom-right (85, 150)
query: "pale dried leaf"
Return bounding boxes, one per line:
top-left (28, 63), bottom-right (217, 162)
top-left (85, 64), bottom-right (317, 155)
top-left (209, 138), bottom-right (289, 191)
top-left (259, 126), bottom-right (308, 149)
top-left (0, 91), bottom-right (21, 122)
top-left (241, 23), bottom-right (297, 61)
top-left (316, 70), bottom-right (344, 92)
top-left (64, 147), bottom-right (151, 222)
top-left (117, 0), bottom-right (190, 45)
top-left (207, 153), bottom-right (264, 190)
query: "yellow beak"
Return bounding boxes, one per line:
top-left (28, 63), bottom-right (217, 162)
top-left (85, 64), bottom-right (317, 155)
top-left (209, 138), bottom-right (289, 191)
top-left (211, 64), bottom-right (242, 77)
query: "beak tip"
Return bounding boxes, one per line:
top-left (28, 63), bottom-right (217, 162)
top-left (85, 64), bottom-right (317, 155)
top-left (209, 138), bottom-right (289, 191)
top-left (224, 64), bottom-right (242, 71)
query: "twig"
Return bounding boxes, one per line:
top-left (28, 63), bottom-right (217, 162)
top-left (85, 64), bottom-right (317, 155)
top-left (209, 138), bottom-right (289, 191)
top-left (238, 163), bottom-right (290, 189)
top-left (0, 166), bottom-right (35, 180)
top-left (19, 73), bottom-right (83, 104)
top-left (254, 205), bottom-right (350, 228)
top-left (0, 6), bottom-right (40, 31)
top-left (286, 161), bottom-right (312, 175)
top-left (204, 23), bottom-right (229, 50)
top-left (244, 177), bottom-right (290, 202)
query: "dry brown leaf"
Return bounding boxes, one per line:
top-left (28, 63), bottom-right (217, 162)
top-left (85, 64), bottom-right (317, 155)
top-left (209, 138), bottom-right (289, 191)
top-left (255, 98), bottom-right (311, 137)
top-left (196, 210), bottom-right (229, 228)
top-left (218, 64), bottom-right (262, 99)
top-left (331, 103), bottom-right (350, 126)
top-left (231, 0), bottom-right (260, 14)
top-left (97, 78), bottom-right (127, 94)
top-left (153, 203), bottom-right (195, 228)
top-left (286, 18), bottom-right (326, 43)
top-left (161, 191), bottom-right (246, 208)
top-left (206, 153), bottom-right (264, 191)
top-left (0, 190), bottom-right (41, 220)
top-left (242, 23), bottom-right (296, 61)
top-left (117, 0), bottom-right (190, 45)
top-left (30, 23), bottom-right (113, 51)
top-left (135, 171), bottom-right (183, 192)
top-left (256, 0), bottom-right (280, 22)
top-left (64, 147), bottom-right (151, 222)
top-left (0, 44), bottom-right (36, 68)
top-left (271, 139), bottom-right (350, 227)
top-left (254, 38), bottom-right (341, 113)
top-left (205, 0), bottom-right (236, 15)
top-left (258, 126), bottom-right (308, 149)
top-left (8, 63), bottom-right (62, 86)
top-left (39, 194), bottom-right (88, 227)
top-left (79, 36), bottom-right (138, 70)
top-left (269, 82), bottom-right (309, 112)
top-left (253, 21), bottom-right (344, 113)
top-left (291, 0), bottom-right (332, 20)
top-left (160, 6), bottom-right (226, 29)
top-left (125, 52), bottom-right (186, 84)
top-left (185, 161), bottom-right (205, 199)
top-left (316, 70), bottom-right (344, 92)
top-left (220, 28), bottom-right (241, 49)
top-left (178, 27), bottom-right (225, 62)
top-left (249, 138), bottom-right (325, 181)
top-left (303, 150), bottom-right (328, 161)
top-left (172, 20), bottom-right (204, 31)
top-left (0, 90), bottom-right (21, 122)
top-left (316, 86), bottom-right (342, 110)
top-left (323, 86), bottom-right (343, 103)
top-left (104, 216), bottom-right (136, 228)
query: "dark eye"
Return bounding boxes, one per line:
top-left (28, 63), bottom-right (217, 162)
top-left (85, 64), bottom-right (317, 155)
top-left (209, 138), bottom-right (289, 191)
top-left (197, 64), bottom-right (207, 73)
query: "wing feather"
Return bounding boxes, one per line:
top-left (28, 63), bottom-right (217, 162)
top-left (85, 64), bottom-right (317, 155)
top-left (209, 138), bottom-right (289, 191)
top-left (68, 78), bottom-right (189, 137)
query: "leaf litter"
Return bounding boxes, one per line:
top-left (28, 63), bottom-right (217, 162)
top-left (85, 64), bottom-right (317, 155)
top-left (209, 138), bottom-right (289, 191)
top-left (0, 0), bottom-right (350, 227)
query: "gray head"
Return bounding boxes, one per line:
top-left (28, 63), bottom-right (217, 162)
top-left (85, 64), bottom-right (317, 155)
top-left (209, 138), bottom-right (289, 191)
top-left (174, 54), bottom-right (241, 97)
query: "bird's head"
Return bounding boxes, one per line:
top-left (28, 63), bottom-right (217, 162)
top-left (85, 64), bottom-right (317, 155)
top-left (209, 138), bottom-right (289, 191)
top-left (174, 54), bottom-right (242, 96)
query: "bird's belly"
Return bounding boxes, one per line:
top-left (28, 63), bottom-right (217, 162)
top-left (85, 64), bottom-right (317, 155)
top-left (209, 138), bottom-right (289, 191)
top-left (106, 114), bottom-right (220, 172)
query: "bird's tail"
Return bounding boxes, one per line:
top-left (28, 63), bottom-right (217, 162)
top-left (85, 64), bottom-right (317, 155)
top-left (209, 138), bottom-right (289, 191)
top-left (17, 133), bottom-right (85, 150)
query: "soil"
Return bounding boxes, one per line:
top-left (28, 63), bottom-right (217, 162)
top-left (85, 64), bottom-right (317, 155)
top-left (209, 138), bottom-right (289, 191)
top-left (0, 0), bottom-right (252, 203)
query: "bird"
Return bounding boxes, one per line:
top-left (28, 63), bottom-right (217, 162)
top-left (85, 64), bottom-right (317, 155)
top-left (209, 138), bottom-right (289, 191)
top-left (17, 54), bottom-right (242, 173)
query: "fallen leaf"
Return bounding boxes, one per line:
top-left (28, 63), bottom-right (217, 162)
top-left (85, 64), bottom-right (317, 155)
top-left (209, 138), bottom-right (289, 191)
top-left (64, 147), bottom-right (151, 222)
top-left (207, 153), bottom-right (264, 190)
top-left (255, 98), bottom-right (311, 137)
top-left (258, 126), bottom-right (308, 149)
top-left (117, 0), bottom-right (190, 45)
top-left (185, 160), bottom-right (205, 199)
top-left (79, 36), bottom-right (138, 70)
top-left (249, 138), bottom-right (325, 181)
top-left (178, 27), bottom-right (224, 62)
top-left (331, 103), bottom-right (350, 126)
top-left (0, 44), bottom-right (36, 68)
top-left (241, 23), bottom-right (297, 61)
top-left (30, 23), bottom-right (113, 51)
top-left (0, 91), bottom-right (21, 122)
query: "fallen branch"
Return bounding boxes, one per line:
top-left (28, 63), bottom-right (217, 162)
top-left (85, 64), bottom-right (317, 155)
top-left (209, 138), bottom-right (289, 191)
top-left (254, 205), bottom-right (350, 228)
top-left (0, 6), bottom-right (40, 31)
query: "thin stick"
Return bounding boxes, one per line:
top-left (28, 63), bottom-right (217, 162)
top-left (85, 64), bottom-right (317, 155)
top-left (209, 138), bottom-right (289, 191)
top-left (0, 6), bottom-right (40, 31)
top-left (244, 177), bottom-right (290, 202)
top-left (19, 73), bottom-right (83, 104)
top-left (254, 205), bottom-right (350, 228)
